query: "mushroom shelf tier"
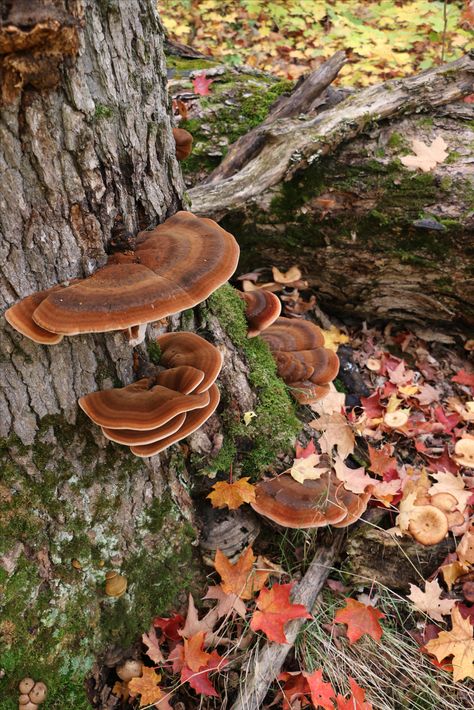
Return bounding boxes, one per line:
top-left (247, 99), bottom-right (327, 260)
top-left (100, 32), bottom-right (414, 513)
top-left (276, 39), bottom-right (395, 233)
top-left (79, 333), bottom-right (222, 457)
top-left (172, 127), bottom-right (193, 161)
top-left (260, 317), bottom-right (339, 404)
top-left (5, 211), bottom-right (239, 343)
top-left (240, 290), bottom-right (281, 337)
top-left (251, 470), bottom-right (371, 529)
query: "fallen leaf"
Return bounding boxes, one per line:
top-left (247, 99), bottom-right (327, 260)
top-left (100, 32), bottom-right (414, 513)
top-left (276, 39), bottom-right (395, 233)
top-left (153, 613), bottom-right (185, 641)
top-left (207, 478), bottom-right (256, 510)
top-left (303, 669), bottom-right (335, 710)
top-left (425, 606), bottom-right (474, 681)
top-left (215, 546), bottom-right (268, 600)
top-left (408, 579), bottom-right (456, 622)
top-left (128, 667), bottom-right (164, 707)
top-left (290, 452), bottom-right (329, 484)
top-left (272, 265), bottom-right (302, 283)
top-left (180, 594), bottom-right (220, 645)
top-left (400, 135), bottom-right (448, 172)
top-left (368, 443), bottom-right (397, 476)
top-left (192, 72), bottom-right (213, 95)
top-left (441, 561), bottom-right (469, 591)
top-left (250, 582), bottom-right (311, 643)
top-left (321, 325), bottom-right (349, 352)
top-left (142, 626), bottom-right (165, 663)
top-left (452, 369), bottom-right (474, 388)
top-left (243, 410), bottom-right (257, 425)
top-left (183, 631), bottom-right (211, 672)
top-left (295, 439), bottom-right (316, 459)
top-left (310, 384), bottom-right (346, 416)
top-left (310, 412), bottom-right (355, 460)
top-left (334, 456), bottom-right (375, 494)
top-left (203, 585), bottom-right (247, 619)
top-left (278, 671), bottom-right (311, 709)
top-left (428, 471), bottom-right (470, 511)
top-left (181, 649), bottom-right (227, 696)
top-left (334, 598), bottom-right (385, 644)
top-left (335, 677), bottom-right (373, 709)
top-left (457, 531), bottom-right (474, 565)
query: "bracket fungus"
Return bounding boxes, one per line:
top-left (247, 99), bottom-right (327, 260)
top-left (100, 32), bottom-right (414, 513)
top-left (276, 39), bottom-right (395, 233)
top-left (5, 211), bottom-right (239, 343)
top-left (250, 470), bottom-right (371, 529)
top-left (260, 317), bottom-right (339, 404)
top-left (172, 127), bottom-right (193, 161)
top-left (240, 290), bottom-right (281, 337)
top-left (80, 333), bottom-right (222, 457)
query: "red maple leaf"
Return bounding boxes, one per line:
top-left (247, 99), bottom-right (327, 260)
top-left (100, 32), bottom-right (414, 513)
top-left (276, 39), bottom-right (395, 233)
top-left (334, 598), bottom-right (385, 644)
top-left (181, 649), bottom-right (226, 697)
top-left (368, 443), bottom-right (396, 476)
top-left (278, 672), bottom-right (311, 709)
top-left (335, 677), bottom-right (373, 709)
top-left (427, 446), bottom-right (459, 475)
top-left (192, 72), bottom-right (213, 96)
top-left (303, 669), bottom-right (335, 710)
top-left (433, 406), bottom-right (460, 434)
top-left (250, 583), bottom-right (311, 643)
top-left (452, 369), bottom-right (474, 388)
top-left (295, 439), bottom-right (316, 459)
top-left (360, 391), bottom-right (383, 419)
top-left (153, 613), bottom-right (184, 641)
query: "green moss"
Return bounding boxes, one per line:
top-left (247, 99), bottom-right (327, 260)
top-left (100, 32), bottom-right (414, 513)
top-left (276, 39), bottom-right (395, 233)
top-left (446, 150), bottom-right (461, 164)
top-left (202, 285), bottom-right (300, 477)
top-left (93, 103), bottom-right (114, 120)
top-left (387, 132), bottom-right (404, 149)
top-left (147, 340), bottom-right (161, 365)
top-left (165, 55), bottom-right (220, 72)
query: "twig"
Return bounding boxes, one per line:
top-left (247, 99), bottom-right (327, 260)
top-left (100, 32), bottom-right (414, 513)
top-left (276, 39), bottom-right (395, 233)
top-left (230, 529), bottom-right (346, 710)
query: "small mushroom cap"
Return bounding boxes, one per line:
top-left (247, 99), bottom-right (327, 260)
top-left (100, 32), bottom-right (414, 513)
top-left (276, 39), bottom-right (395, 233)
top-left (366, 358), bottom-right (381, 372)
top-left (102, 412), bottom-right (187, 446)
top-left (172, 127), bottom-right (193, 161)
top-left (18, 679), bottom-right (35, 695)
top-left (384, 410), bottom-right (410, 429)
top-left (251, 471), bottom-right (356, 528)
top-left (116, 659), bottom-right (143, 682)
top-left (105, 572), bottom-right (127, 597)
top-left (240, 291), bottom-right (281, 337)
top-left (408, 505), bottom-right (449, 545)
top-left (29, 682), bottom-right (47, 704)
top-left (261, 317), bottom-right (325, 351)
top-left (430, 492), bottom-right (458, 512)
top-left (454, 438), bottom-right (474, 468)
top-left (5, 287), bottom-right (64, 344)
top-left (18, 702), bottom-right (38, 710)
top-left (156, 332), bottom-right (223, 393)
top-left (18, 695), bottom-right (31, 705)
top-left (131, 383), bottom-right (220, 457)
top-left (32, 212), bottom-right (239, 335)
top-left (78, 379), bottom-right (210, 430)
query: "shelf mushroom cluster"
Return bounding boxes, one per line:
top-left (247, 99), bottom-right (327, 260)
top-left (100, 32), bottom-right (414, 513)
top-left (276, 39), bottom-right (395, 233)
top-left (250, 468), bottom-right (371, 529)
top-left (172, 127), bottom-right (193, 161)
top-left (5, 211), bottom-right (239, 346)
top-left (240, 290), bottom-right (282, 337)
top-left (79, 333), bottom-right (222, 457)
top-left (260, 317), bottom-right (340, 404)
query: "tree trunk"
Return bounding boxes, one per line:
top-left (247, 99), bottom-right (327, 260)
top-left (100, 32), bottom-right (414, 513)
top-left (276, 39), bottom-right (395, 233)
top-left (170, 52), bottom-right (474, 333)
top-left (0, 2), bottom-right (188, 707)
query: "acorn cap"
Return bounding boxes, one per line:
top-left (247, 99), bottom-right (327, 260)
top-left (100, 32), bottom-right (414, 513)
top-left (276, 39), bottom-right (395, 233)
top-left (78, 379), bottom-right (210, 430)
top-left (5, 286), bottom-right (64, 344)
top-left (454, 438), bottom-right (474, 468)
top-left (172, 127), bottom-right (193, 161)
top-left (156, 332), bottom-right (223, 393)
top-left (250, 470), bottom-right (356, 528)
top-left (32, 212), bottom-right (239, 335)
top-left (261, 317), bottom-right (325, 351)
top-left (131, 383), bottom-right (220, 457)
top-left (240, 291), bottom-right (281, 337)
top-left (408, 505), bottom-right (448, 545)
top-left (29, 682), bottom-right (47, 704)
top-left (116, 659), bottom-right (143, 682)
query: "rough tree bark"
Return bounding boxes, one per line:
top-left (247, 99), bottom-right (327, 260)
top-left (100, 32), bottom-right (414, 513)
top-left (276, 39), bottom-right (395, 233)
top-left (171, 52), bottom-right (474, 332)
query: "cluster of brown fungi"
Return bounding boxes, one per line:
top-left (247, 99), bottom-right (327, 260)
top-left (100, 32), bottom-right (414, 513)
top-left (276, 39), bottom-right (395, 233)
top-left (5, 211), bottom-right (239, 457)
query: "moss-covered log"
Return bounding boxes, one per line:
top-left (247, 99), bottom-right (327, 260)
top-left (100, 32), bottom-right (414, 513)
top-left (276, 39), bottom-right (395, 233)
top-left (171, 53), bottom-right (474, 333)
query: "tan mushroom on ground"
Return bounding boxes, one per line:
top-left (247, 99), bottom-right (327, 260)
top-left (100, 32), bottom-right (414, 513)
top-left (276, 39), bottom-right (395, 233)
top-left (18, 678), bottom-right (47, 710)
top-left (5, 211), bottom-right (239, 344)
top-left (116, 659), bottom-right (143, 682)
top-left (454, 438), bottom-right (474, 468)
top-left (407, 505), bottom-right (449, 546)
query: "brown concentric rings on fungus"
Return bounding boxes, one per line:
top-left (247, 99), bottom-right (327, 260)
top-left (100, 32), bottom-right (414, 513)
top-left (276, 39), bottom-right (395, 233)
top-left (101, 412), bottom-right (187, 446)
top-left (408, 505), bottom-right (449, 546)
top-left (156, 331), bottom-right (223, 393)
top-left (78, 379), bottom-right (210, 430)
top-left (153, 365), bottom-right (205, 395)
top-left (5, 285), bottom-right (64, 344)
top-left (240, 290), bottom-right (281, 337)
top-left (7, 212), bottom-right (239, 339)
top-left (172, 127), bottom-right (193, 161)
top-left (260, 316), bottom-right (325, 351)
top-left (131, 382), bottom-right (220, 457)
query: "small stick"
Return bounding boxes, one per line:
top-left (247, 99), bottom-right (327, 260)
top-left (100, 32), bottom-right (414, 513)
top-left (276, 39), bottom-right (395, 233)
top-left (230, 529), bottom-right (346, 710)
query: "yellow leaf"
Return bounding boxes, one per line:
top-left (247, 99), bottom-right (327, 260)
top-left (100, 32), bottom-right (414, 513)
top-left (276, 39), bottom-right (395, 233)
top-left (290, 453), bottom-right (329, 484)
top-left (271, 265), bottom-right (302, 284)
top-left (425, 607), bottom-right (474, 681)
top-left (398, 384), bottom-right (419, 397)
top-left (321, 325), bottom-right (349, 352)
top-left (207, 478), bottom-right (256, 510)
top-left (243, 410), bottom-right (257, 426)
top-left (128, 667), bottom-right (163, 707)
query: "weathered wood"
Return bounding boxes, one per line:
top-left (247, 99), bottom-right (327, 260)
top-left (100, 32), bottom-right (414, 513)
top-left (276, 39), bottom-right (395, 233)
top-left (189, 52), bottom-right (474, 217)
top-left (231, 529), bottom-right (346, 710)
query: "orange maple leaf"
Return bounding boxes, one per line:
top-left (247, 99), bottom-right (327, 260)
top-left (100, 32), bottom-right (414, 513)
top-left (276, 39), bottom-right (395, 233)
top-left (250, 582), bottom-right (311, 643)
top-left (215, 546), bottom-right (269, 600)
top-left (368, 444), bottom-right (396, 476)
top-left (207, 477), bottom-right (256, 510)
top-left (334, 598), bottom-right (385, 644)
top-left (303, 669), bottom-right (335, 710)
top-left (128, 667), bottom-right (164, 707)
top-left (335, 677), bottom-right (373, 709)
top-left (183, 631), bottom-right (212, 672)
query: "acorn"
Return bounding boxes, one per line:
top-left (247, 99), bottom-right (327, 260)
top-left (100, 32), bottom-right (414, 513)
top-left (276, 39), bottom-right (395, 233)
top-left (105, 571), bottom-right (127, 597)
top-left (29, 682), bottom-right (47, 704)
top-left (116, 659), bottom-right (143, 682)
